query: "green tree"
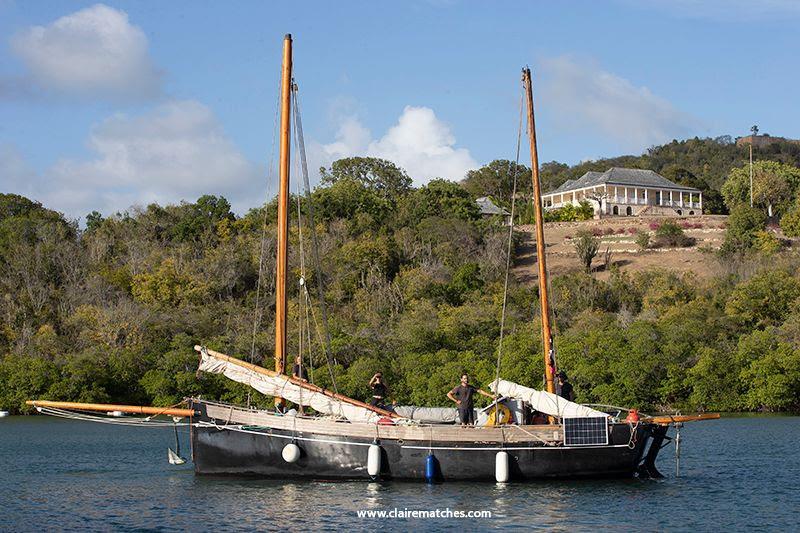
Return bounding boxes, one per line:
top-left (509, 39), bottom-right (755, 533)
top-left (725, 270), bottom-right (800, 329)
top-left (170, 195), bottom-right (235, 243)
top-left (313, 177), bottom-right (391, 231)
top-left (320, 157), bottom-right (412, 201)
top-left (461, 160), bottom-right (531, 207)
top-left (721, 161), bottom-right (800, 216)
top-left (735, 329), bottom-right (800, 411)
top-left (84, 211), bottom-right (104, 232)
top-left (399, 179), bottom-right (480, 224)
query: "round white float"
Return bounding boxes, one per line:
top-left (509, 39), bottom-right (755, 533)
top-left (495, 451), bottom-right (509, 483)
top-left (282, 443), bottom-right (301, 463)
top-left (0, 410), bottom-right (9, 418)
top-left (367, 444), bottom-right (381, 477)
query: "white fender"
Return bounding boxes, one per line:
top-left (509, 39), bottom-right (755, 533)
top-left (367, 444), bottom-right (381, 477)
top-left (282, 443), bottom-right (301, 463)
top-left (495, 451), bottom-right (509, 483)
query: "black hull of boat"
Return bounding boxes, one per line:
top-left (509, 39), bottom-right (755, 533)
top-left (191, 422), bottom-right (666, 481)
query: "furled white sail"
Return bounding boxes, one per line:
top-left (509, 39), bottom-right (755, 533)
top-left (198, 350), bottom-right (381, 423)
top-left (489, 379), bottom-right (607, 419)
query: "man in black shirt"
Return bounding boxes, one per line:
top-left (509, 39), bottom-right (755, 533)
top-left (368, 372), bottom-right (390, 407)
top-left (557, 371), bottom-right (574, 402)
top-left (447, 374), bottom-right (496, 427)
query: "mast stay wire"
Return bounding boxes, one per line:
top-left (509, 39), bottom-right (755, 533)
top-left (244, 60), bottom-right (283, 408)
top-left (291, 93), bottom-right (317, 387)
top-left (292, 81), bottom-right (339, 394)
top-left (492, 86), bottom-right (525, 424)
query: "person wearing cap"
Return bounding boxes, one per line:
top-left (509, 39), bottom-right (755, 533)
top-left (557, 371), bottom-right (574, 402)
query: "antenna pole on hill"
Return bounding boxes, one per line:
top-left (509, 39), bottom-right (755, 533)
top-left (750, 124), bottom-right (758, 208)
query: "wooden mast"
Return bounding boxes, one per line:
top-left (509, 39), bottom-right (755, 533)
top-left (274, 34), bottom-right (293, 406)
top-left (523, 67), bottom-right (556, 396)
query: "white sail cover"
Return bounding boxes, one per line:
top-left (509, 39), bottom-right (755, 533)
top-left (393, 405), bottom-right (460, 423)
top-left (489, 379), bottom-right (607, 419)
top-left (198, 350), bottom-right (381, 423)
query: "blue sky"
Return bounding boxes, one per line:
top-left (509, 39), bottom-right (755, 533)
top-left (2, 0), bottom-right (799, 220)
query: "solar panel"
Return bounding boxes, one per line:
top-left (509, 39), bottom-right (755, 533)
top-left (563, 417), bottom-right (609, 446)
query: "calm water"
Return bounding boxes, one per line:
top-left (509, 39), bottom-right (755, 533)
top-left (0, 415), bottom-right (798, 531)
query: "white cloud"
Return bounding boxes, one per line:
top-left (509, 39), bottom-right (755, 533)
top-left (540, 56), bottom-right (701, 152)
top-left (10, 4), bottom-right (161, 99)
top-left (314, 105), bottom-right (477, 185)
top-left (17, 100), bottom-right (261, 218)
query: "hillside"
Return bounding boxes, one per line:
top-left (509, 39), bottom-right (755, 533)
top-left (514, 216), bottom-right (729, 282)
top-left (3, 154), bottom-right (800, 415)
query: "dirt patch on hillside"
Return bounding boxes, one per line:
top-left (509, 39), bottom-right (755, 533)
top-left (513, 215), bottom-right (728, 282)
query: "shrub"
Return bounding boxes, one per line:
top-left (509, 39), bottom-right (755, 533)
top-left (573, 229), bottom-right (600, 273)
top-left (780, 202), bottom-right (800, 238)
top-left (754, 230), bottom-right (782, 255)
top-left (635, 230), bottom-right (650, 250)
top-left (720, 205), bottom-right (767, 255)
top-left (575, 200), bottom-right (595, 221)
top-left (652, 220), bottom-right (695, 248)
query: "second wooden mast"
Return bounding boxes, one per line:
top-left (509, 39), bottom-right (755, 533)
top-left (275, 34), bottom-right (293, 406)
top-left (523, 67), bottom-right (557, 395)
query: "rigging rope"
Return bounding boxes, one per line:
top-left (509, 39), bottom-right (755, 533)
top-left (292, 82), bottom-right (339, 393)
top-left (34, 407), bottom-right (193, 427)
top-left (492, 86), bottom-right (526, 423)
top-left (244, 65), bottom-right (284, 408)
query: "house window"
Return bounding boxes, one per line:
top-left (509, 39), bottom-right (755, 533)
top-left (612, 206), bottom-right (619, 215)
top-left (689, 210), bottom-right (695, 215)
top-left (676, 209), bottom-right (682, 215)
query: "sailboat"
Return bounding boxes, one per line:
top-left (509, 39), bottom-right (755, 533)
top-left (28, 34), bottom-right (717, 481)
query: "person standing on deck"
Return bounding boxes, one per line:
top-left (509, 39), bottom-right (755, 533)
top-left (368, 372), bottom-right (390, 407)
top-left (447, 374), bottom-right (496, 427)
top-left (557, 371), bottom-right (574, 402)
top-left (292, 355), bottom-right (308, 382)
